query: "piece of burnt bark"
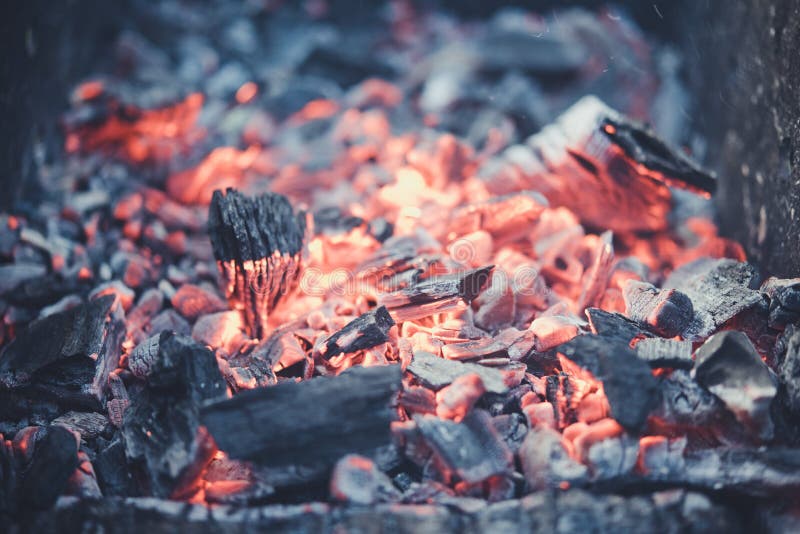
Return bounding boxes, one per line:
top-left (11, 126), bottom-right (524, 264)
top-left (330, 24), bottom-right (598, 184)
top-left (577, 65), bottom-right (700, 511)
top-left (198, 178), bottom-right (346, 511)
top-left (201, 365), bottom-right (402, 468)
top-left (693, 331), bottom-right (777, 440)
top-left (622, 280), bottom-right (693, 338)
top-left (406, 350), bottom-right (509, 394)
top-left (317, 306), bottom-right (395, 360)
top-left (207, 188), bottom-right (306, 339)
top-left (413, 410), bottom-right (513, 485)
top-left (634, 338), bottom-right (694, 370)
top-left (122, 331), bottom-right (227, 498)
top-left (556, 335), bottom-right (658, 432)
top-left (664, 258), bottom-right (763, 341)
top-left (16, 425), bottom-right (79, 511)
top-left (379, 266), bottom-right (493, 321)
top-left (0, 295), bottom-right (123, 404)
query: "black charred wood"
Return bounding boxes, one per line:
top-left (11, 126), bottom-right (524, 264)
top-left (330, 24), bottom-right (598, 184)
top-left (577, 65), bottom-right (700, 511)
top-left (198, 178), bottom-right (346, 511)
top-left (379, 266), bottom-right (493, 321)
top-left (207, 188), bottom-right (306, 339)
top-left (17, 425), bottom-right (79, 511)
top-left (0, 295), bottom-right (122, 403)
top-left (94, 436), bottom-right (139, 498)
top-left (585, 307), bottom-right (652, 346)
top-left (406, 350), bottom-right (509, 394)
top-left (622, 280), bottom-right (693, 338)
top-left (556, 335), bottom-right (658, 432)
top-left (693, 330), bottom-right (777, 440)
top-left (664, 258), bottom-right (762, 341)
top-left (122, 332), bottom-right (226, 498)
top-left (201, 365), bottom-right (402, 468)
top-left (318, 306), bottom-right (395, 360)
top-left (413, 410), bottom-right (513, 484)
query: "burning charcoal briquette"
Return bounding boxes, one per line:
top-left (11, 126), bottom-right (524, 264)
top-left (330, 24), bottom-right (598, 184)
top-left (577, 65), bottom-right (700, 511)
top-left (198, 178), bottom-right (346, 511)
top-left (208, 188), bottom-right (306, 338)
top-left (556, 335), bottom-right (658, 431)
top-left (622, 280), bottom-right (693, 338)
top-left (318, 306), bottom-right (395, 360)
top-left (379, 266), bottom-right (493, 321)
top-left (692, 330), bottom-right (777, 439)
top-left (201, 365), bottom-right (401, 467)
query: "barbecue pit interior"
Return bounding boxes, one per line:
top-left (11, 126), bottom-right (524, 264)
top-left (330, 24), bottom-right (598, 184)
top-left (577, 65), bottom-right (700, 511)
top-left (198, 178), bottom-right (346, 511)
top-left (2, 1), bottom-right (800, 532)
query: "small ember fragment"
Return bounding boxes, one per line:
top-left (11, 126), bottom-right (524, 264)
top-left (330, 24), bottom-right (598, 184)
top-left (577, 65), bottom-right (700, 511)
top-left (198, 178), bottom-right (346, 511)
top-left (318, 306), bottom-right (395, 360)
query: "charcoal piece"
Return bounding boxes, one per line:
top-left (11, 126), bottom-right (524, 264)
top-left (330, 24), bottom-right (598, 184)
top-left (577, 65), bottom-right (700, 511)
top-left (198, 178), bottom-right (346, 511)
top-left (128, 334), bottom-right (160, 378)
top-left (147, 309), bottom-right (191, 337)
top-left (51, 411), bottom-right (109, 441)
top-left (0, 263), bottom-right (46, 295)
top-left (585, 434), bottom-right (639, 481)
top-left (585, 307), bottom-right (651, 345)
top-left (776, 325), bottom-right (800, 412)
top-left (66, 450), bottom-right (102, 499)
top-left (318, 306), bottom-right (395, 360)
top-left (761, 277), bottom-right (800, 329)
top-left (483, 96), bottom-right (711, 233)
top-left (413, 410), bottom-right (513, 484)
top-left (577, 231), bottom-right (614, 311)
top-left (635, 338), bottom-right (694, 370)
top-left (622, 280), bottom-right (693, 338)
top-left (207, 188), bottom-right (306, 339)
top-left (406, 350), bottom-right (509, 394)
top-left (94, 437), bottom-right (138, 497)
top-left (313, 207), bottom-right (364, 235)
top-left (556, 335), bottom-right (658, 431)
top-left (693, 331), bottom-right (777, 439)
top-left (447, 191), bottom-right (548, 244)
top-left (519, 425), bottom-right (588, 491)
top-left (476, 30), bottom-right (586, 77)
top-left (664, 258), bottom-right (762, 341)
top-left (379, 266), bottom-right (493, 321)
top-left (0, 295), bottom-right (122, 402)
top-left (201, 365), bottom-right (401, 467)
top-left (491, 413), bottom-right (528, 453)
top-left (651, 370), bottom-right (729, 431)
top-left (122, 332), bottom-right (227, 498)
top-left (398, 385), bottom-right (437, 415)
top-left (170, 283), bottom-right (227, 321)
top-left (601, 115), bottom-right (716, 195)
top-left (17, 425), bottom-right (79, 511)
top-left (330, 454), bottom-right (400, 505)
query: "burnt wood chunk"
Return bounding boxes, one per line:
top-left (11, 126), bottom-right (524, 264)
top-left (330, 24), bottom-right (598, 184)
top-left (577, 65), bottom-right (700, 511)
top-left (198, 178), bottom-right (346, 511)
top-left (407, 350), bottom-right (509, 394)
top-left (413, 410), bottom-right (513, 484)
top-left (556, 335), bottom-right (658, 432)
top-left (201, 365), bottom-right (402, 467)
top-left (635, 338), bottom-right (694, 369)
top-left (761, 277), bottom-right (800, 329)
top-left (379, 266), bottom-right (493, 321)
top-left (776, 325), bottom-right (800, 413)
top-left (692, 331), bottom-right (777, 440)
top-left (586, 307), bottom-right (651, 345)
top-left (122, 332), bottom-right (227, 498)
top-left (0, 295), bottom-right (122, 402)
top-left (319, 306), bottom-right (395, 360)
top-left (17, 425), bottom-right (79, 511)
top-left (664, 258), bottom-right (762, 341)
top-left (207, 188), bottom-right (306, 338)
top-left (622, 280), bottom-right (693, 338)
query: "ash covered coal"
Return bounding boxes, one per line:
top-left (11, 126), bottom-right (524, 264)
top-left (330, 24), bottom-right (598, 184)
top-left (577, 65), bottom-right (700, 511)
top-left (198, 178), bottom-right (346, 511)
top-left (0, 0), bottom-right (797, 529)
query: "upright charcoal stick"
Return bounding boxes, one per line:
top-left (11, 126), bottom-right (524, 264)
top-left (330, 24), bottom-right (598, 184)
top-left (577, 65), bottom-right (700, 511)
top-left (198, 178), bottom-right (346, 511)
top-left (208, 188), bottom-right (307, 338)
